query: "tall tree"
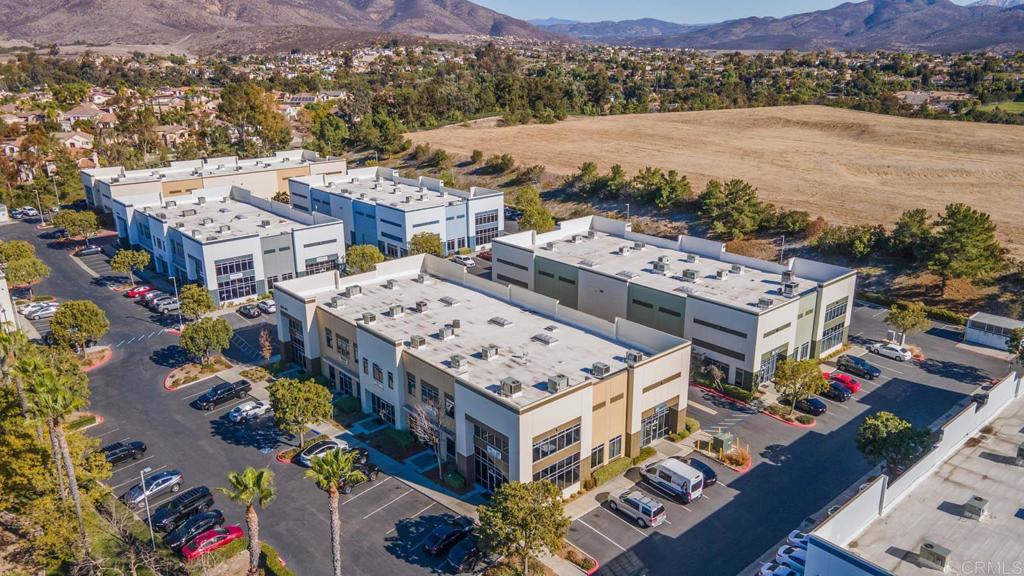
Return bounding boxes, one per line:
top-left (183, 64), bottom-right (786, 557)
top-left (408, 232), bottom-right (444, 257)
top-left (267, 377), bottom-right (332, 447)
top-left (5, 256), bottom-right (50, 298)
top-left (304, 449), bottom-right (366, 576)
top-left (773, 359), bottom-right (828, 415)
top-left (888, 208), bottom-right (934, 263)
top-left (218, 83), bottom-right (291, 154)
top-left (259, 327), bottom-right (274, 365)
top-left (698, 179), bottom-right (768, 240)
top-left (927, 203), bottom-right (1005, 292)
top-left (219, 467), bottom-right (275, 576)
top-left (51, 210), bottom-right (100, 246)
top-left (478, 481), bottom-right (570, 576)
top-left (0, 330), bottom-right (31, 423)
top-left (1008, 328), bottom-right (1024, 371)
top-left (408, 403), bottom-right (444, 475)
top-left (49, 300), bottom-right (110, 354)
top-left (179, 283), bottom-right (215, 321)
top-left (856, 411), bottom-right (932, 475)
top-left (885, 302), bottom-right (931, 345)
top-left (345, 244), bottom-right (384, 274)
top-left (178, 317), bottom-right (233, 364)
top-left (0, 239), bottom-right (36, 265)
top-left (513, 186), bottom-right (554, 234)
top-left (109, 249), bottom-right (150, 287)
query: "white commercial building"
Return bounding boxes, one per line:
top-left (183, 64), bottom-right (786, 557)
top-left (964, 312), bottom-right (1024, 352)
top-left (287, 167), bottom-right (505, 256)
top-left (272, 255), bottom-right (691, 495)
top-left (492, 216), bottom-right (857, 389)
top-left (81, 149), bottom-right (347, 213)
top-left (112, 186), bottom-right (344, 305)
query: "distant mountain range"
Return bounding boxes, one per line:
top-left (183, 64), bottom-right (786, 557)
top-left (534, 0), bottom-right (1024, 52)
top-left (0, 0), bottom-right (557, 53)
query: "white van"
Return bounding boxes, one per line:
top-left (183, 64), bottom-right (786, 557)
top-left (641, 458), bottom-right (704, 503)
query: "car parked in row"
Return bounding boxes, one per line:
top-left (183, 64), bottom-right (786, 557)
top-left (238, 303), bottom-right (262, 318)
top-left (453, 255), bottom-right (476, 268)
top-left (424, 517), bottom-right (474, 555)
top-left (163, 509), bottom-right (225, 550)
top-left (297, 438), bottom-right (349, 467)
top-left (194, 380), bottom-right (251, 411)
top-left (151, 486), bottom-right (214, 532)
top-left (339, 462), bottom-right (381, 494)
top-left (446, 530), bottom-right (485, 573)
top-left (19, 301), bottom-right (56, 316)
top-left (26, 303), bottom-right (59, 320)
top-left (77, 245), bottom-right (102, 257)
top-left (181, 525), bottom-right (244, 561)
top-left (787, 530), bottom-right (810, 549)
top-left (820, 381), bottom-right (852, 402)
top-left (760, 562), bottom-right (800, 576)
top-left (227, 401), bottom-right (271, 423)
top-left (868, 342), bottom-right (913, 362)
top-left (775, 545), bottom-right (807, 573)
top-left (257, 300), bottom-right (276, 314)
top-left (609, 490), bottom-right (667, 528)
top-left (673, 455), bottom-right (718, 488)
top-left (100, 440), bottom-right (147, 465)
top-left (826, 371), bottom-right (862, 394)
top-left (836, 354), bottom-right (881, 380)
top-left (121, 470), bottom-right (183, 509)
top-left (125, 285), bottom-right (154, 298)
top-left (780, 395), bottom-right (828, 416)
top-left (139, 291), bottom-right (166, 305)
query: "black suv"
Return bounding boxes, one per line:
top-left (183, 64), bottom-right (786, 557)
top-left (837, 354), bottom-right (881, 380)
top-left (101, 440), bottom-right (147, 465)
top-left (151, 486), bottom-right (214, 532)
top-left (163, 509), bottom-right (225, 550)
top-left (339, 462), bottom-right (381, 494)
top-left (424, 517), bottom-right (474, 555)
top-left (194, 380), bottom-right (251, 410)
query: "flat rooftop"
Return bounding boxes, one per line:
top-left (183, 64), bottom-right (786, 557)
top-left (850, 398), bottom-right (1024, 574)
top-left (308, 170), bottom-right (471, 212)
top-left (969, 312), bottom-right (1024, 331)
top-left (143, 197), bottom-right (310, 242)
top-left (532, 231), bottom-right (815, 312)
top-left (97, 150), bottom-right (335, 186)
top-left (311, 269), bottom-right (642, 409)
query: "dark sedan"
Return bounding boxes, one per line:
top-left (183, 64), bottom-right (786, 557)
top-left (795, 397), bottom-right (828, 416)
top-left (151, 486), bottom-right (214, 532)
top-left (837, 354), bottom-right (881, 380)
top-left (238, 304), bottom-right (262, 319)
top-left (100, 440), bottom-right (147, 465)
top-left (446, 531), bottom-right (484, 573)
top-left (424, 518), bottom-right (474, 555)
top-left (339, 462), bottom-right (381, 495)
top-left (163, 509), bottom-right (225, 550)
top-left (821, 381), bottom-right (852, 402)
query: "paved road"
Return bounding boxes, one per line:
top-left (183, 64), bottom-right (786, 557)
top-left (0, 222), bottom-right (467, 576)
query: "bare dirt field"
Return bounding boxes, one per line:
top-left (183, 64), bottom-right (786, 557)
top-left (407, 105), bottom-right (1024, 256)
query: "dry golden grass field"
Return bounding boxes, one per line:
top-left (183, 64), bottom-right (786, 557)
top-left (408, 105), bottom-right (1024, 256)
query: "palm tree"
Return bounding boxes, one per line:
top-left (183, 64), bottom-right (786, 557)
top-left (29, 368), bottom-right (89, 555)
top-left (304, 449), bottom-right (366, 576)
top-left (18, 357), bottom-right (66, 501)
top-left (219, 467), bottom-right (275, 576)
top-left (0, 330), bottom-right (31, 420)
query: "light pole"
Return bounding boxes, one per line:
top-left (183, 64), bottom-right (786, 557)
top-left (625, 202), bottom-right (630, 221)
top-left (777, 235), bottom-right (786, 264)
top-left (49, 172), bottom-right (60, 209)
top-left (139, 466), bottom-right (156, 551)
top-left (33, 187), bottom-right (46, 226)
top-left (169, 276), bottom-right (183, 332)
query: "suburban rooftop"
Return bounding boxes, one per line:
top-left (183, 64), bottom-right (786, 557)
top-left (300, 166), bottom-right (502, 212)
top-left (88, 149), bottom-right (338, 186)
top-left (848, 396), bottom-right (1024, 575)
top-left (277, 256), bottom-right (686, 409)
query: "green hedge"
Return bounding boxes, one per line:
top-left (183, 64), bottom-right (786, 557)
top-left (261, 542), bottom-right (295, 576)
top-left (684, 417), bottom-right (701, 434)
top-left (334, 395), bottom-right (361, 414)
top-left (443, 468), bottom-right (466, 490)
top-left (592, 456), bottom-right (632, 486)
top-left (721, 385), bottom-right (754, 403)
top-left (858, 292), bottom-right (967, 326)
top-left (632, 446), bottom-right (656, 466)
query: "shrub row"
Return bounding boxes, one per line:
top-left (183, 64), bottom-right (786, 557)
top-left (632, 446), bottom-right (657, 465)
top-left (591, 456), bottom-right (632, 487)
top-left (721, 385), bottom-right (755, 403)
top-left (261, 542), bottom-right (295, 576)
top-left (858, 292), bottom-right (967, 326)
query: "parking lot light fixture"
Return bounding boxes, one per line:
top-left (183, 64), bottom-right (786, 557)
top-left (140, 466), bottom-right (156, 550)
top-left (169, 276), bottom-right (183, 331)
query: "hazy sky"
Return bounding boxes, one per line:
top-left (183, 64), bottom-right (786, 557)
top-left (474, 0), bottom-right (977, 23)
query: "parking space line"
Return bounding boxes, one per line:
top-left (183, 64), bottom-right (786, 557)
top-left (148, 492), bottom-right (181, 509)
top-left (362, 489), bottom-right (412, 520)
top-left (688, 401), bottom-right (718, 415)
top-left (110, 455), bottom-right (154, 473)
top-left (94, 426), bottom-right (120, 437)
top-left (603, 506), bottom-right (647, 536)
top-left (205, 397), bottom-right (251, 416)
top-left (641, 482), bottom-right (692, 511)
top-left (386, 502), bottom-right (435, 535)
top-left (576, 519), bottom-right (626, 552)
top-left (183, 387), bottom-right (215, 401)
top-left (342, 476), bottom-right (392, 504)
top-left (110, 464), bottom-right (166, 489)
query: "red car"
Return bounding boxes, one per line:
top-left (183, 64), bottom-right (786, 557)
top-left (125, 285), bottom-right (154, 298)
top-left (181, 525), bottom-right (243, 561)
top-left (825, 371), bottom-right (861, 394)
top-left (478, 250), bottom-right (493, 261)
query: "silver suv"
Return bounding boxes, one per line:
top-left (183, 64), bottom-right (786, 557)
top-left (608, 490), bottom-right (667, 528)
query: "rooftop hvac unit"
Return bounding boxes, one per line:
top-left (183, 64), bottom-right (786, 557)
top-left (500, 377), bottom-right (523, 398)
top-left (328, 296), bottom-right (344, 308)
top-left (653, 261), bottom-right (669, 275)
top-left (452, 319), bottom-right (461, 330)
top-left (757, 297), bottom-right (774, 310)
top-left (450, 354), bottom-right (468, 372)
top-left (344, 285), bottom-right (362, 298)
top-left (686, 253), bottom-right (699, 264)
top-left (438, 325), bottom-right (455, 340)
top-left (385, 279), bottom-right (398, 290)
top-left (717, 269), bottom-right (730, 280)
top-left (781, 281), bottom-right (799, 297)
top-left (548, 374), bottom-right (569, 393)
top-left (489, 316), bottom-right (512, 327)
top-left (481, 344), bottom-right (499, 360)
top-left (361, 312), bottom-right (376, 324)
top-left (618, 245), bottom-right (631, 255)
top-left (201, 217), bottom-right (213, 225)
top-left (418, 194), bottom-right (426, 201)
top-left (182, 208), bottom-right (197, 217)
top-left (174, 222), bottom-right (185, 228)
top-left (633, 241), bottom-right (646, 250)
top-left (197, 197), bottom-right (206, 205)
top-left (782, 270), bottom-right (795, 283)
top-left (218, 225), bottom-right (231, 233)
top-left (415, 300), bottom-right (428, 313)
top-left (586, 230), bottom-right (597, 239)
top-left (963, 495), bottom-right (989, 520)
top-left (626, 350), bottom-right (645, 366)
top-left (165, 200), bottom-right (177, 208)
top-left (592, 362), bottom-right (610, 378)
top-left (544, 242), bottom-right (556, 252)
top-left (682, 269), bottom-right (699, 281)
top-left (571, 234), bottom-right (583, 244)
top-left (440, 296), bottom-right (459, 307)
top-left (415, 273), bottom-right (431, 284)
top-left (657, 255), bottom-right (671, 264)
top-left (261, 219), bottom-right (272, 227)
top-left (918, 540), bottom-right (951, 571)
top-left (409, 335), bottom-right (426, 349)
top-left (389, 304), bottom-right (404, 317)
top-left (731, 264), bottom-right (744, 274)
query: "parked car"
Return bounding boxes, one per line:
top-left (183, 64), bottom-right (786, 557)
top-left (673, 455), bottom-right (718, 488)
top-left (820, 381), bottom-right (852, 402)
top-left (77, 245), bottom-right (102, 257)
top-left (227, 400), bottom-right (271, 423)
top-left (151, 486), bottom-right (214, 532)
top-left (10, 208), bottom-right (23, 219)
top-left (139, 291), bottom-right (166, 305)
top-left (787, 530), bottom-right (810, 549)
top-left (100, 440), bottom-right (146, 465)
top-left (194, 380), bottom-right (251, 411)
top-left (760, 562), bottom-right (800, 576)
top-left (345, 446), bottom-right (370, 466)
top-left (125, 285), bottom-right (154, 298)
top-left (26, 303), bottom-right (59, 320)
top-left (836, 354), bottom-right (881, 380)
top-left (44, 228), bottom-right (69, 240)
top-left (156, 298), bottom-right (181, 314)
top-left (121, 470), bottom-right (183, 509)
top-left (181, 525), bottom-right (243, 561)
top-left (827, 371), bottom-right (862, 394)
top-left (868, 342), bottom-right (913, 362)
top-left (148, 295), bottom-right (176, 310)
top-left (339, 462), bottom-right (381, 494)
top-left (423, 517), bottom-right (474, 555)
top-left (445, 531), bottom-right (485, 574)
top-left (163, 509), bottom-right (225, 550)
top-left (257, 300), bottom-right (276, 314)
top-left (477, 250), bottom-right (492, 261)
top-left (298, 438), bottom-right (349, 467)
top-left (22, 207), bottom-right (39, 218)
top-left (609, 490), bottom-right (667, 528)
top-left (795, 397), bottom-right (828, 416)
top-left (453, 255), bottom-right (476, 268)
top-left (775, 545), bottom-right (807, 573)
top-left (641, 458), bottom-right (704, 503)
top-left (19, 301), bottom-right (55, 315)
top-left (238, 304), bottom-right (262, 319)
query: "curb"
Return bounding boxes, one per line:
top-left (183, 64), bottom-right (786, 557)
top-left (761, 409), bottom-right (817, 429)
top-left (72, 412), bottom-right (104, 431)
top-left (274, 451), bottom-right (295, 465)
top-left (690, 383), bottom-right (756, 408)
top-left (81, 347), bottom-right (113, 373)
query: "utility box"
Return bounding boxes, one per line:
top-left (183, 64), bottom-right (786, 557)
top-left (963, 495), bottom-right (989, 520)
top-left (711, 431), bottom-right (735, 453)
top-left (918, 540), bottom-right (951, 570)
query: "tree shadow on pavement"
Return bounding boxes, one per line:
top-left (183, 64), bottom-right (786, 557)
top-left (209, 416), bottom-right (283, 451)
top-left (382, 512), bottom-right (456, 571)
top-left (916, 358), bottom-right (992, 385)
top-left (150, 345), bottom-right (189, 368)
top-left (759, 444), bottom-right (792, 466)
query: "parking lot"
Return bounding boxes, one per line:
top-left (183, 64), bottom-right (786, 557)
top-left (570, 300), bottom-right (1009, 576)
